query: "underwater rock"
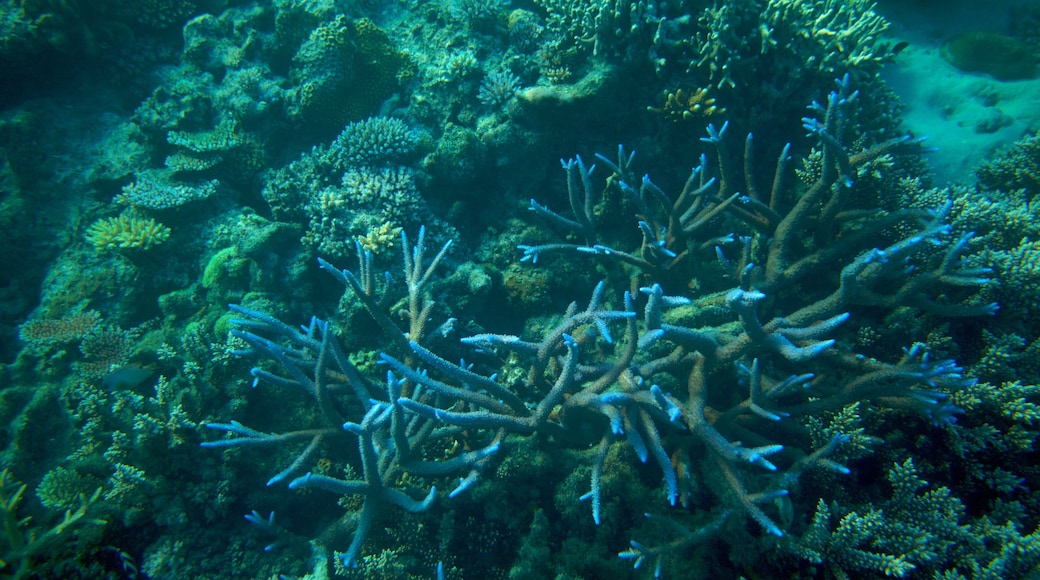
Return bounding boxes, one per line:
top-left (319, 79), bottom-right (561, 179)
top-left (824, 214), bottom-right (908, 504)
top-left (941, 31), bottom-right (1037, 81)
top-left (516, 63), bottom-right (616, 113)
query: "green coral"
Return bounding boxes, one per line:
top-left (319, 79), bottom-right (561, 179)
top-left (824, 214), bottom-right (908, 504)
top-left (289, 17), bottom-right (414, 130)
top-left (694, 0), bottom-right (892, 89)
top-left (976, 130), bottom-right (1040, 197)
top-left (685, 0), bottom-right (898, 138)
top-left (789, 459), bottom-right (975, 578)
top-left (0, 469), bottom-right (105, 579)
top-left (36, 466), bottom-right (104, 512)
top-left (805, 402), bottom-right (882, 464)
top-left (201, 246), bottom-right (251, 294)
top-left (951, 380), bottom-right (1040, 454)
top-left (952, 518), bottom-right (1040, 580)
top-left (533, 0), bottom-right (659, 64)
top-left (796, 499), bottom-right (917, 577)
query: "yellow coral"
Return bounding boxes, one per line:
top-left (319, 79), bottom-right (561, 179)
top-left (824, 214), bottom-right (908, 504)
top-left (647, 87), bottom-right (725, 122)
top-left (85, 213), bottom-right (171, 251)
top-left (357, 222), bottom-right (402, 254)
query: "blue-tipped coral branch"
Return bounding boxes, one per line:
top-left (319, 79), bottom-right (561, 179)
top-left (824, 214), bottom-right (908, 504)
top-left (202, 229), bottom-right (498, 568)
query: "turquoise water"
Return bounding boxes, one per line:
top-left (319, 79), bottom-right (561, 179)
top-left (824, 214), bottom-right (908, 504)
top-left (1, 1), bottom-right (1038, 578)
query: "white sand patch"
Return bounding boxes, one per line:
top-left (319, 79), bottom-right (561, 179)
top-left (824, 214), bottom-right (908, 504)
top-left (875, 0), bottom-right (1040, 185)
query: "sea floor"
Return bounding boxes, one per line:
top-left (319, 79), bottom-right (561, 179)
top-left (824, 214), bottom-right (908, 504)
top-left (876, 0), bottom-right (1040, 185)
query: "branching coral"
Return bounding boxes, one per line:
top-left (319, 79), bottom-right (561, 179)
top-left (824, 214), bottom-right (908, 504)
top-left (693, 0), bottom-right (892, 90)
top-left (647, 87), bottom-right (725, 122)
top-left (84, 213), bottom-right (171, 251)
top-left (203, 229), bottom-right (495, 568)
top-left (976, 130), bottom-right (1040, 198)
top-left (533, 0), bottom-right (664, 63)
top-left (0, 469), bottom-right (105, 579)
top-left (326, 116), bottom-right (420, 170)
top-left (789, 459), bottom-right (974, 578)
top-left (204, 78), bottom-right (995, 575)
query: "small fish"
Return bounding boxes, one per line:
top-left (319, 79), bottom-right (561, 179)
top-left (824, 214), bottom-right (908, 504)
top-left (102, 364), bottom-right (155, 390)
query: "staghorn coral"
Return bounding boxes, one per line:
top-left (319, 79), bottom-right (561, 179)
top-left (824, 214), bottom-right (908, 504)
top-left (204, 230), bottom-right (466, 568)
top-left (84, 213), bottom-right (171, 252)
top-left (10, 0), bottom-right (1040, 578)
top-left (203, 80), bottom-right (1000, 576)
top-left (902, 144), bottom-right (1040, 391)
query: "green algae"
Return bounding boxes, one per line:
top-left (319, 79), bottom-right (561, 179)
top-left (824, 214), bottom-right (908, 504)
top-left (941, 31), bottom-right (1037, 81)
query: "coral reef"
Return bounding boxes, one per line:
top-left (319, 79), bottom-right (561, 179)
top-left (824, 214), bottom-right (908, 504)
top-left (3, 0), bottom-right (1040, 578)
top-left (198, 78), bottom-right (1003, 576)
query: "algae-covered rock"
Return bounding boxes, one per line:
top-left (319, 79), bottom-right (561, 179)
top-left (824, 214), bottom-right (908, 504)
top-left (941, 31), bottom-right (1037, 81)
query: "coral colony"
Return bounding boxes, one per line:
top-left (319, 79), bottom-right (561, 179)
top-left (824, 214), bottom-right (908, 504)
top-left (2, 0), bottom-right (1040, 578)
top-left (205, 77), bottom-right (994, 576)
